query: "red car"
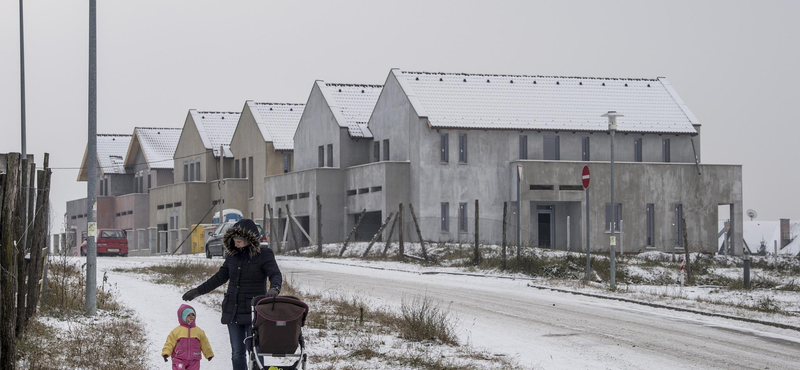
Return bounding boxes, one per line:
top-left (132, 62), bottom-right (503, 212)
top-left (80, 229), bottom-right (129, 257)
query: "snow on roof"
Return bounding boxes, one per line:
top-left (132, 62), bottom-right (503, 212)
top-left (96, 134), bottom-right (132, 174)
top-left (738, 220), bottom-right (800, 255)
top-left (248, 101), bottom-right (305, 151)
top-left (190, 110), bottom-right (240, 157)
top-left (130, 127), bottom-right (182, 169)
top-left (391, 69), bottom-right (699, 134)
top-left (318, 82), bottom-right (382, 138)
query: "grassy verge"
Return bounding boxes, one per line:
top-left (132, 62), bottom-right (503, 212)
top-left (16, 253), bottom-right (150, 370)
top-left (115, 258), bottom-right (527, 369)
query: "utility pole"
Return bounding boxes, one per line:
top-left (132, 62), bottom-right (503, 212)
top-left (516, 164), bottom-right (522, 258)
top-left (85, 0), bottom-right (98, 316)
top-left (602, 111), bottom-right (623, 290)
top-left (217, 144), bottom-right (224, 224)
top-left (20, 0), bottom-right (30, 267)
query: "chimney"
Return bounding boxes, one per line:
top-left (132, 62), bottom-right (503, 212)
top-left (780, 219), bottom-right (791, 248)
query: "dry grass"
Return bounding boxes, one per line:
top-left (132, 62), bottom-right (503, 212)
top-left (112, 257), bottom-right (221, 288)
top-left (17, 254), bottom-right (149, 370)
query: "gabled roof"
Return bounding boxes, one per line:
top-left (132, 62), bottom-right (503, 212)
top-left (317, 82), bottom-right (383, 138)
top-left (247, 101), bottom-right (305, 151)
top-left (77, 134), bottom-right (132, 181)
top-left (124, 127), bottom-right (182, 170)
top-left (391, 69), bottom-right (699, 134)
top-left (189, 110), bottom-right (240, 157)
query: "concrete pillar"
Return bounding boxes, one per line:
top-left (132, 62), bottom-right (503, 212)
top-left (148, 227), bottom-right (157, 255)
top-left (179, 228), bottom-right (190, 254)
top-left (731, 203), bottom-right (744, 256)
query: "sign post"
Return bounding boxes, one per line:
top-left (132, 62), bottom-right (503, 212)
top-left (582, 166), bottom-right (591, 280)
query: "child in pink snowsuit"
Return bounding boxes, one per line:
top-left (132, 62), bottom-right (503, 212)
top-left (161, 304), bottom-right (214, 370)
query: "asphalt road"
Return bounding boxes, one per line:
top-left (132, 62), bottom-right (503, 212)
top-left (276, 257), bottom-right (800, 370)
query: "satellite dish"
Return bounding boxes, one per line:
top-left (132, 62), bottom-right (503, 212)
top-left (746, 209), bottom-right (757, 221)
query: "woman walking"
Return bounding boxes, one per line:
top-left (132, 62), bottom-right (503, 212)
top-left (182, 218), bottom-right (282, 370)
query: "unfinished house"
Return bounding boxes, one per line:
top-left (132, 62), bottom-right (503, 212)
top-left (119, 127), bottom-right (181, 255)
top-left (265, 81), bottom-right (383, 246)
top-left (267, 69), bottom-right (743, 255)
top-left (226, 101), bottom-right (304, 227)
top-left (66, 134), bottom-right (132, 253)
top-left (148, 110), bottom-right (239, 254)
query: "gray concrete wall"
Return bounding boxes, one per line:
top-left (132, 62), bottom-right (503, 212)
top-left (174, 113), bottom-right (217, 183)
top-left (514, 161), bottom-right (743, 255)
top-left (114, 193), bottom-right (150, 254)
top-left (149, 182), bottom-right (212, 232)
top-left (108, 173), bottom-right (134, 196)
top-left (293, 84), bottom-right (342, 171)
top-left (155, 168), bottom-right (173, 187)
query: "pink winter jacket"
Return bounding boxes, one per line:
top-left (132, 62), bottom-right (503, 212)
top-left (161, 304), bottom-right (214, 370)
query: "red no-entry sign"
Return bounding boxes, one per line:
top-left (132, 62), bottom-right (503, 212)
top-left (582, 166), bottom-right (591, 189)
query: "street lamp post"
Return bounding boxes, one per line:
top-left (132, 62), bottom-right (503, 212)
top-left (602, 111), bottom-right (623, 290)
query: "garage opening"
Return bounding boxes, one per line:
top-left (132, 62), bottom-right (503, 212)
top-left (354, 211), bottom-right (383, 242)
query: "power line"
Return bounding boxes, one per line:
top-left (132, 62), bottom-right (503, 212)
top-left (36, 149), bottom-right (216, 170)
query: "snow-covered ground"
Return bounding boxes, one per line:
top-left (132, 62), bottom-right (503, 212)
top-left (96, 251), bottom-right (800, 370)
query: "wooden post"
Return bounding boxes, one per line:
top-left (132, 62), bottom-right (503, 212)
top-left (316, 195), bottom-right (322, 256)
top-left (473, 199), bottom-right (480, 265)
top-left (502, 202), bottom-right (507, 270)
top-left (262, 203), bottom-right (267, 237)
top-left (16, 158), bottom-right (34, 336)
top-left (25, 154), bottom-right (51, 326)
top-left (382, 210), bottom-right (398, 257)
top-left (267, 205), bottom-right (277, 252)
top-left (340, 208), bottom-right (366, 257)
top-left (1, 153), bottom-right (21, 370)
top-left (362, 213), bottom-right (393, 258)
top-left (285, 204), bottom-right (300, 254)
top-left (681, 215), bottom-right (693, 284)
top-left (277, 207), bottom-right (283, 253)
top-left (408, 203), bottom-right (428, 261)
top-left (398, 203), bottom-right (404, 258)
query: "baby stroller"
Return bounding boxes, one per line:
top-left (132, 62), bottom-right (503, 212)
top-left (245, 295), bottom-right (309, 370)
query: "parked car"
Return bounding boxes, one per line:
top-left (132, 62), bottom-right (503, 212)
top-left (205, 222), bottom-right (266, 258)
top-left (80, 229), bottom-right (129, 257)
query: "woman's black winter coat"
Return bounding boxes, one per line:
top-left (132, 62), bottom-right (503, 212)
top-left (195, 224), bottom-right (282, 325)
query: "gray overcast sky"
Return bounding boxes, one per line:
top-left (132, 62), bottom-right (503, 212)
top-left (1, 0), bottom-right (798, 229)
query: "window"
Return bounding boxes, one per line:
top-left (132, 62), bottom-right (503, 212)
top-left (157, 204), bottom-right (165, 210)
top-left (248, 156), bottom-right (254, 198)
top-left (195, 159), bottom-right (201, 181)
top-left (104, 178), bottom-right (108, 196)
top-left (441, 202), bottom-right (449, 232)
top-left (242, 157), bottom-right (247, 179)
top-left (605, 203), bottom-right (622, 233)
top-left (370, 186), bottom-right (382, 192)
top-left (662, 139), bottom-right (671, 162)
top-left (183, 161), bottom-right (188, 182)
top-left (530, 184), bottom-right (555, 190)
top-left (327, 144), bottom-right (333, 167)
top-left (582, 137), bottom-right (590, 161)
top-left (99, 179), bottom-right (104, 196)
top-left (299, 192), bottom-right (310, 199)
top-left (373, 141), bottom-right (380, 162)
top-left (558, 185), bottom-right (584, 191)
top-left (147, 173), bottom-right (152, 192)
top-left (234, 159), bottom-right (240, 178)
top-left (286, 194), bottom-right (298, 200)
top-left (646, 204), bottom-right (655, 247)
top-left (458, 202), bottom-right (468, 232)
top-left (139, 174), bottom-right (143, 193)
top-left (283, 153), bottom-right (291, 173)
top-left (544, 135), bottom-right (560, 160)
top-left (318, 146), bottom-right (324, 167)
top-left (275, 196), bottom-right (285, 202)
top-left (458, 133), bottom-right (468, 163)
top-left (358, 188), bottom-right (369, 194)
top-left (383, 139), bottom-right (389, 161)
top-left (519, 135), bottom-right (528, 160)
top-left (634, 138), bottom-right (643, 162)
top-left (440, 133), bottom-right (449, 163)
top-left (173, 202), bottom-right (181, 207)
top-left (675, 204), bottom-right (684, 248)
top-left (189, 161), bottom-right (195, 181)
top-left (346, 189), bottom-right (357, 196)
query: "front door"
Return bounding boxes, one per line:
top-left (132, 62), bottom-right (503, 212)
top-left (537, 205), bottom-right (554, 248)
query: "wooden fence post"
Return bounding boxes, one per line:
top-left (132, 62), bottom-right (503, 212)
top-left (16, 158), bottom-right (35, 337)
top-left (473, 199), bottom-right (480, 265)
top-left (316, 195), bottom-right (322, 256)
top-left (398, 203), bottom-right (404, 258)
top-left (362, 213), bottom-right (393, 258)
top-left (502, 202), bottom-right (507, 270)
top-left (285, 204), bottom-right (300, 254)
top-left (267, 205), bottom-right (277, 252)
top-left (382, 211), bottom-right (398, 257)
top-left (340, 209), bottom-right (366, 257)
top-left (25, 154), bottom-right (51, 327)
top-left (407, 203), bottom-right (428, 261)
top-left (1, 153), bottom-right (21, 370)
top-left (277, 207), bottom-right (283, 253)
top-left (682, 215), bottom-right (693, 284)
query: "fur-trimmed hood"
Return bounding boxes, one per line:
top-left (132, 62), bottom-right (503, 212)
top-left (222, 223), bottom-right (261, 257)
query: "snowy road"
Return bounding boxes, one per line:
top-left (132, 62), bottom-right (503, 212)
top-left (276, 257), bottom-right (800, 370)
top-left (100, 256), bottom-right (800, 370)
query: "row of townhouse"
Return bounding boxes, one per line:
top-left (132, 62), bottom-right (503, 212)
top-left (266, 69), bottom-right (743, 255)
top-left (65, 67), bottom-right (744, 256)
